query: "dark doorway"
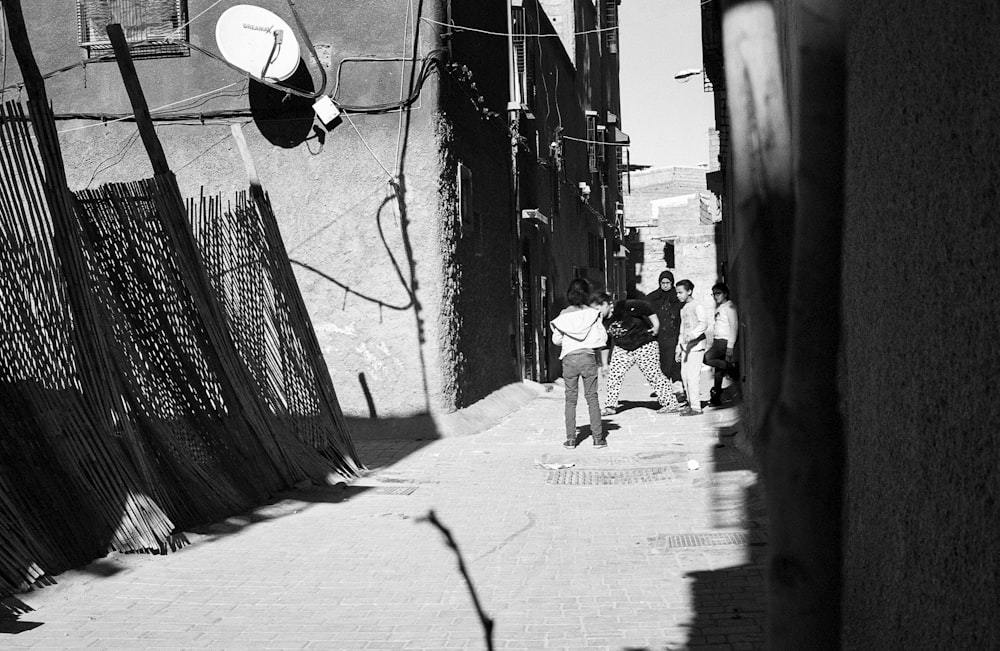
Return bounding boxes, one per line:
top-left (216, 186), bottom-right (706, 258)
top-left (520, 238), bottom-right (536, 381)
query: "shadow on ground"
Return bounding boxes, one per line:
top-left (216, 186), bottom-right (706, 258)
top-left (683, 409), bottom-right (767, 650)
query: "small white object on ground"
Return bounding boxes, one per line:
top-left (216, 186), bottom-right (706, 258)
top-left (687, 459), bottom-right (700, 471)
top-left (537, 461), bottom-right (575, 470)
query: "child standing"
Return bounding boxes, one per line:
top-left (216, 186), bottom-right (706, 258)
top-left (550, 279), bottom-right (609, 448)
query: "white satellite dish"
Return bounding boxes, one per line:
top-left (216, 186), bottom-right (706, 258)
top-left (215, 5), bottom-right (302, 82)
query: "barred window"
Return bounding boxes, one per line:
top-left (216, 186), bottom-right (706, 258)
top-left (77, 0), bottom-right (189, 60)
top-left (586, 111), bottom-right (598, 173)
top-left (603, 0), bottom-right (618, 54)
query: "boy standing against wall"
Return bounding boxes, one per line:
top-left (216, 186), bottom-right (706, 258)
top-left (675, 279), bottom-right (708, 416)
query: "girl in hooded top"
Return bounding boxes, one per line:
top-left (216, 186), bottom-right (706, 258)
top-left (550, 279), bottom-right (610, 449)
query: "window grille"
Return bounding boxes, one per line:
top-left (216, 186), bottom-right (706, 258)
top-left (615, 146), bottom-right (625, 200)
top-left (77, 0), bottom-right (189, 60)
top-left (596, 125), bottom-right (607, 177)
top-left (587, 233), bottom-right (605, 271)
top-left (511, 6), bottom-right (534, 110)
top-left (603, 0), bottom-right (618, 54)
top-left (586, 112), bottom-right (597, 173)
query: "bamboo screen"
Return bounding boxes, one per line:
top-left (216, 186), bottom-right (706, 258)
top-left (0, 101), bottom-right (360, 599)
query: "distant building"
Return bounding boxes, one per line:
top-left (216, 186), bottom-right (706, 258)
top-left (623, 166), bottom-right (720, 303)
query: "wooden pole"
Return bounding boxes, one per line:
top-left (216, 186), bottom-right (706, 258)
top-left (105, 23), bottom-right (170, 176)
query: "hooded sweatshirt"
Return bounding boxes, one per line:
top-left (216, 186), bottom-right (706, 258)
top-left (550, 306), bottom-right (607, 359)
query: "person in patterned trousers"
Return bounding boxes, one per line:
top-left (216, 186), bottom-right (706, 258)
top-left (596, 294), bottom-right (681, 416)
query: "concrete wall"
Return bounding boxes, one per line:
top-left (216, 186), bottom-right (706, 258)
top-left (5, 0), bottom-right (458, 417)
top-left (841, 1), bottom-right (1000, 647)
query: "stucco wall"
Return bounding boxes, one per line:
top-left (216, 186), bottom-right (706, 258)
top-left (7, 0), bottom-right (456, 417)
top-left (841, 1), bottom-right (1000, 647)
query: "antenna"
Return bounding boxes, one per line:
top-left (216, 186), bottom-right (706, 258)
top-left (215, 4), bottom-right (302, 82)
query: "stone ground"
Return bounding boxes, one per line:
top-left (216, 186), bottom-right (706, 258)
top-left (1, 368), bottom-right (766, 650)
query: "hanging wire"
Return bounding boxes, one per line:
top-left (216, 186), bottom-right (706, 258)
top-left (420, 16), bottom-right (620, 38)
top-left (341, 110), bottom-right (395, 181)
top-left (56, 80), bottom-right (246, 134)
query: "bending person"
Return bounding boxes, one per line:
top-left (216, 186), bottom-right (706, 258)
top-left (599, 294), bottom-right (680, 415)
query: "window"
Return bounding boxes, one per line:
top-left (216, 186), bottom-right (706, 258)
top-left (588, 233), bottom-right (605, 271)
top-left (511, 3), bottom-right (535, 110)
top-left (586, 111), bottom-right (598, 173)
top-left (663, 240), bottom-right (676, 268)
top-left (603, 0), bottom-right (619, 54)
top-left (596, 125), bottom-right (607, 178)
top-left (615, 146), bottom-right (625, 200)
top-left (77, 0), bottom-right (189, 60)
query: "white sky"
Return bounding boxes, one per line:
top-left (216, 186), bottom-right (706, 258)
top-left (618, 0), bottom-right (716, 168)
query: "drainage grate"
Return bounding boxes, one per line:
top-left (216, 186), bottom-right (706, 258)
top-left (546, 466), bottom-right (673, 485)
top-left (648, 531), bottom-right (767, 549)
top-left (368, 486), bottom-right (418, 495)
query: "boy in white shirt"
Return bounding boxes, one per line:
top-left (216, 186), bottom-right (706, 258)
top-left (674, 279), bottom-right (708, 416)
top-left (705, 282), bottom-right (738, 406)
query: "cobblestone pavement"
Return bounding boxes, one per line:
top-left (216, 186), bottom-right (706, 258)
top-left (3, 369), bottom-right (766, 650)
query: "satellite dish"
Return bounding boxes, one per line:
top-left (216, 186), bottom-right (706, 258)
top-left (215, 5), bottom-right (301, 82)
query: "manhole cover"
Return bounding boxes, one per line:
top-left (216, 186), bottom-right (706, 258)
top-left (546, 466), bottom-right (674, 485)
top-left (648, 531), bottom-right (767, 549)
top-left (368, 486), bottom-right (418, 495)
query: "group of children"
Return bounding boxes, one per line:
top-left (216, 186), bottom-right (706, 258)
top-left (550, 277), bottom-right (737, 449)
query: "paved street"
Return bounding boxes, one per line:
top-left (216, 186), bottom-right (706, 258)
top-left (3, 369), bottom-right (766, 650)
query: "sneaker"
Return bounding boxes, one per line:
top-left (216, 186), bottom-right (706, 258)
top-left (680, 407), bottom-right (703, 417)
top-left (657, 405), bottom-right (682, 414)
top-left (593, 438), bottom-right (608, 448)
top-left (600, 406), bottom-right (617, 416)
top-left (563, 439), bottom-right (577, 449)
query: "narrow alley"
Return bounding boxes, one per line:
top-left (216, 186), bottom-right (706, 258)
top-left (3, 370), bottom-right (765, 650)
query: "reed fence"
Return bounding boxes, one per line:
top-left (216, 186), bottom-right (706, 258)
top-left (0, 100), bottom-right (360, 599)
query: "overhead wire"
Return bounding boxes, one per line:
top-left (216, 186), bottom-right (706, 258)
top-left (169, 0), bottom-right (228, 39)
top-left (341, 110), bottom-right (395, 181)
top-left (56, 80), bottom-right (246, 133)
top-left (394, 0), bottom-right (414, 174)
top-left (420, 17), bottom-right (619, 38)
top-left (563, 135), bottom-right (630, 147)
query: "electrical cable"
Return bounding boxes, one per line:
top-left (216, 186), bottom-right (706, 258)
top-left (394, 0), bottom-right (414, 174)
top-left (85, 130), bottom-right (141, 187)
top-left (420, 17), bottom-right (620, 38)
top-left (169, 0), bottom-right (228, 39)
top-left (340, 109), bottom-right (395, 181)
top-left (56, 80), bottom-right (246, 133)
top-left (563, 135), bottom-right (630, 147)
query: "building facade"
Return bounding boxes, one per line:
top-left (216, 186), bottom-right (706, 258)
top-left (2, 0), bottom-right (627, 417)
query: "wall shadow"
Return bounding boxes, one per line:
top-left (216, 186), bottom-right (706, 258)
top-left (683, 421), bottom-right (767, 650)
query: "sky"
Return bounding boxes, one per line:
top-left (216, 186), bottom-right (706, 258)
top-left (618, 0), bottom-right (716, 168)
